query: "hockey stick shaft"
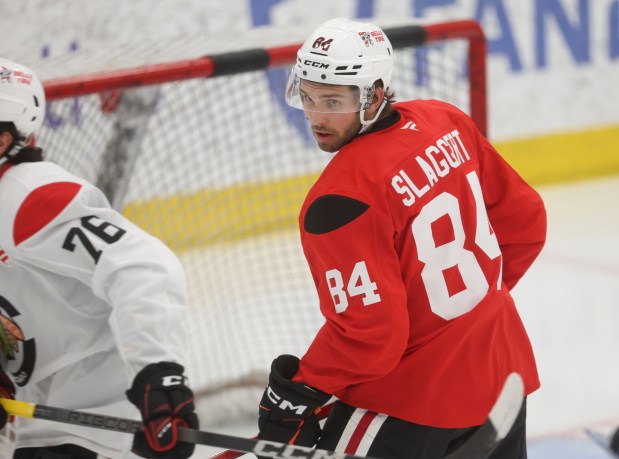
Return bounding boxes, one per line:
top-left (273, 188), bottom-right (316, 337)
top-left (0, 398), bottom-right (377, 459)
top-left (0, 398), bottom-right (142, 433)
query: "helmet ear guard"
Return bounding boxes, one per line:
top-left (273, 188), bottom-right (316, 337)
top-left (361, 85), bottom-right (375, 110)
top-left (285, 18), bottom-right (393, 131)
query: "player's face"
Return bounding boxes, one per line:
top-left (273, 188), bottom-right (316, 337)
top-left (300, 81), bottom-right (362, 153)
top-left (0, 131), bottom-right (13, 157)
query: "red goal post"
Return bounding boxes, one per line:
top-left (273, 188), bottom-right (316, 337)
top-left (32, 19), bottom-right (487, 426)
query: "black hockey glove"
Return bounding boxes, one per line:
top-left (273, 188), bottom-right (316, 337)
top-left (126, 362), bottom-right (198, 459)
top-left (0, 365), bottom-right (16, 430)
top-left (258, 354), bottom-right (330, 448)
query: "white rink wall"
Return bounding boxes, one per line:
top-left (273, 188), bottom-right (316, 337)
top-left (1, 0), bottom-right (618, 142)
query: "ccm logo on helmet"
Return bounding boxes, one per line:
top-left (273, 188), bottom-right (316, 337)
top-left (303, 60), bottom-right (329, 69)
top-left (266, 385), bottom-right (308, 415)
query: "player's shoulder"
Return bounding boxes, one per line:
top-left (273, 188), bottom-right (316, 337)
top-left (303, 193), bottom-right (370, 234)
top-left (2, 162), bottom-right (86, 212)
top-left (394, 99), bottom-right (478, 145)
top-left (15, 160), bottom-right (80, 178)
top-left (2, 161), bottom-right (86, 191)
top-left (0, 162), bottom-right (93, 246)
top-left (396, 99), bottom-right (471, 121)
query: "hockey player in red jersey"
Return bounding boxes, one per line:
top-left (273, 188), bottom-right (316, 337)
top-left (257, 19), bottom-right (546, 459)
top-left (0, 58), bottom-right (198, 459)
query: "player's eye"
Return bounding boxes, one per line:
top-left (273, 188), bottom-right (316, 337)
top-left (300, 93), bottom-right (314, 105)
top-left (325, 99), bottom-right (341, 108)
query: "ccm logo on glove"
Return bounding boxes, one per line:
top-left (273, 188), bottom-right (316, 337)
top-left (266, 385), bottom-right (309, 415)
top-left (258, 355), bottom-right (330, 448)
top-left (161, 375), bottom-right (184, 387)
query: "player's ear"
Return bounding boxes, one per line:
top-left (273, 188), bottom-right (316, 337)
top-left (366, 86), bottom-right (385, 118)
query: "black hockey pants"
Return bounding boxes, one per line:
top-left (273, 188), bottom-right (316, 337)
top-left (14, 444), bottom-right (103, 459)
top-left (316, 399), bottom-right (528, 459)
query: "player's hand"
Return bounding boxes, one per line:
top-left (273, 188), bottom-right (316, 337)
top-left (258, 354), bottom-right (330, 447)
top-left (126, 362), bottom-right (198, 459)
top-left (0, 365), bottom-right (16, 430)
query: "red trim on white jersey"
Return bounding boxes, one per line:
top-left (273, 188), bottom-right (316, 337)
top-left (13, 182), bottom-right (82, 245)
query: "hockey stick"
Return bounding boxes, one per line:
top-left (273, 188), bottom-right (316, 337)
top-left (0, 372), bottom-right (522, 459)
top-left (0, 398), bottom-right (377, 459)
top-left (208, 372), bottom-right (524, 459)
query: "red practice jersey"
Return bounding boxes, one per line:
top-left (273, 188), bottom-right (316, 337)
top-left (293, 100), bottom-right (547, 428)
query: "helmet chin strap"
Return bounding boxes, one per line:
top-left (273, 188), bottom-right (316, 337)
top-left (358, 97), bottom-right (388, 134)
top-left (0, 145), bottom-right (19, 165)
top-left (0, 134), bottom-right (34, 165)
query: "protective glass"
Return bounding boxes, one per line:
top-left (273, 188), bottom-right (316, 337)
top-left (285, 71), bottom-right (363, 114)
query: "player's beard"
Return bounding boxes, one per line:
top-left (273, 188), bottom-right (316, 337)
top-left (312, 120), bottom-right (361, 153)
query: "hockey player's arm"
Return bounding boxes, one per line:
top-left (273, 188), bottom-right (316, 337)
top-left (14, 180), bottom-right (198, 458)
top-left (475, 129), bottom-right (547, 290)
top-left (293, 193), bottom-right (409, 395)
top-left (12, 180), bottom-right (189, 372)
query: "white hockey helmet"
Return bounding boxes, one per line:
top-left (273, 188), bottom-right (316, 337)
top-left (0, 58), bottom-right (46, 140)
top-left (286, 18), bottom-right (393, 128)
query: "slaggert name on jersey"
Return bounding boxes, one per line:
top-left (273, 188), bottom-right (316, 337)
top-left (390, 129), bottom-right (472, 207)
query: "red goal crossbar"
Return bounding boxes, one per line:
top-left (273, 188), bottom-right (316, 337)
top-left (42, 19), bottom-right (487, 135)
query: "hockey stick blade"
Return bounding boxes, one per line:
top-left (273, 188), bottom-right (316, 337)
top-left (181, 427), bottom-right (380, 459)
top-left (0, 398), bottom-right (379, 459)
top-left (585, 429), bottom-right (619, 458)
top-left (445, 372), bottom-right (524, 459)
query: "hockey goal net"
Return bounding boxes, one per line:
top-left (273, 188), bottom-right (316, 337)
top-left (7, 19), bottom-right (486, 434)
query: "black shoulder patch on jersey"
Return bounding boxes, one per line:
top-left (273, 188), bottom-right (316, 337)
top-left (304, 194), bottom-right (370, 234)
